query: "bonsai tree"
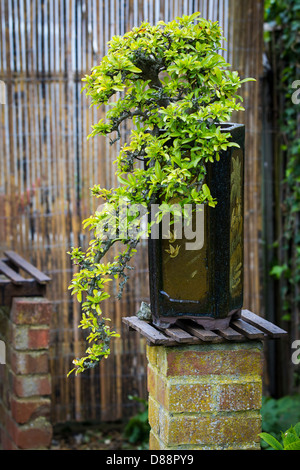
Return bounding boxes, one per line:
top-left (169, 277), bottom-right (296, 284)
top-left (68, 12), bottom-right (253, 375)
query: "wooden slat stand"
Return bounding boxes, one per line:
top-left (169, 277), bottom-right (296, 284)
top-left (0, 251), bottom-right (51, 306)
top-left (123, 310), bottom-right (287, 346)
top-left (123, 311), bottom-right (287, 451)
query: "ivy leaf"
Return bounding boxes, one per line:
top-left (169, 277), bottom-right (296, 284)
top-left (270, 264), bottom-right (288, 279)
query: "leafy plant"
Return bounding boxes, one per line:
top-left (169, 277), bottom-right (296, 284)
top-left (264, 0), bottom-right (300, 323)
top-left (68, 12), bottom-right (253, 375)
top-left (260, 422), bottom-right (300, 450)
top-left (260, 395), bottom-right (300, 449)
top-left (123, 395), bottom-right (150, 448)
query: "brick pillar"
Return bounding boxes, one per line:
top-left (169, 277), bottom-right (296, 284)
top-left (0, 297), bottom-right (53, 450)
top-left (147, 341), bottom-right (263, 450)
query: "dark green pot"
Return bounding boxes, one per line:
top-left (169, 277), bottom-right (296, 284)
top-left (148, 123), bottom-right (245, 329)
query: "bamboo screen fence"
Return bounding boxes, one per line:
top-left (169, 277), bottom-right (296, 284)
top-left (0, 0), bottom-right (264, 424)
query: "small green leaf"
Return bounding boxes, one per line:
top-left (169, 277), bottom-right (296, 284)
top-left (127, 65), bottom-right (142, 73)
top-left (67, 368), bottom-right (76, 377)
top-left (240, 77), bottom-right (256, 83)
top-left (202, 183), bottom-right (211, 198)
top-left (155, 160), bottom-right (163, 180)
top-left (259, 433), bottom-right (283, 450)
top-left (270, 264), bottom-right (288, 279)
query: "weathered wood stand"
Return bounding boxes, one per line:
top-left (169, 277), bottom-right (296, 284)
top-left (123, 311), bottom-right (287, 450)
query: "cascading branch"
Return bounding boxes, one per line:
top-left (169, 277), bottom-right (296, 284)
top-left (68, 12), bottom-right (254, 375)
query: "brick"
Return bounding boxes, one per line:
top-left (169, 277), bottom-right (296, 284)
top-left (11, 351), bottom-right (49, 375)
top-left (215, 414), bottom-right (262, 447)
top-left (11, 298), bottom-right (52, 326)
top-left (218, 380), bottom-right (262, 411)
top-left (12, 325), bottom-right (29, 350)
top-left (11, 396), bottom-right (51, 424)
top-left (148, 396), bottom-right (160, 437)
top-left (146, 346), bottom-right (159, 367)
top-left (165, 345), bottom-right (263, 377)
top-left (167, 381), bottom-right (214, 413)
top-left (7, 415), bottom-right (52, 449)
top-left (161, 411), bottom-right (261, 447)
top-left (147, 365), bottom-right (156, 395)
top-left (0, 429), bottom-right (18, 450)
top-left (0, 401), bottom-right (5, 425)
top-left (159, 409), bottom-right (211, 445)
top-left (156, 372), bottom-right (167, 408)
top-left (28, 328), bottom-right (50, 349)
top-left (150, 370), bottom-right (215, 413)
top-left (11, 325), bottom-right (50, 351)
top-left (149, 430), bottom-right (162, 450)
top-left (13, 374), bottom-right (51, 398)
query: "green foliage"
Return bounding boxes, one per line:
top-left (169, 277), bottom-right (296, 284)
top-left (260, 395), bottom-right (300, 449)
top-left (260, 422), bottom-right (300, 450)
top-left (265, 0), bottom-right (300, 321)
top-left (68, 13), bottom-right (252, 374)
top-left (123, 396), bottom-right (150, 448)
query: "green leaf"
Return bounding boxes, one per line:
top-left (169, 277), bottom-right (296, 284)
top-left (126, 65), bottom-right (142, 73)
top-left (285, 440), bottom-right (300, 450)
top-left (293, 423), bottom-right (300, 437)
top-left (240, 77), bottom-right (256, 83)
top-left (270, 264), bottom-right (288, 279)
top-left (282, 429), bottom-right (298, 448)
top-left (202, 183), bottom-right (211, 198)
top-left (112, 84), bottom-right (125, 91)
top-left (155, 160), bottom-right (163, 180)
top-left (118, 175), bottom-right (129, 185)
top-left (259, 433), bottom-right (283, 450)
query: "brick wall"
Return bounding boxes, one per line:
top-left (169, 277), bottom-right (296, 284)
top-left (147, 341), bottom-right (263, 450)
top-left (0, 297), bottom-right (53, 450)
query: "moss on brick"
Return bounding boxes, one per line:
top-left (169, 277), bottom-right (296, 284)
top-left (147, 342), bottom-right (263, 450)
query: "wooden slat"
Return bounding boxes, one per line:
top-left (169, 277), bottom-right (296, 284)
top-left (161, 325), bottom-right (200, 344)
top-left (176, 320), bottom-right (223, 343)
top-left (4, 251), bottom-right (51, 284)
top-left (124, 313), bottom-right (287, 346)
top-left (214, 326), bottom-right (244, 341)
top-left (241, 309), bottom-right (287, 338)
top-left (122, 317), bottom-right (178, 346)
top-left (231, 318), bottom-right (265, 339)
top-left (0, 259), bottom-right (25, 284)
